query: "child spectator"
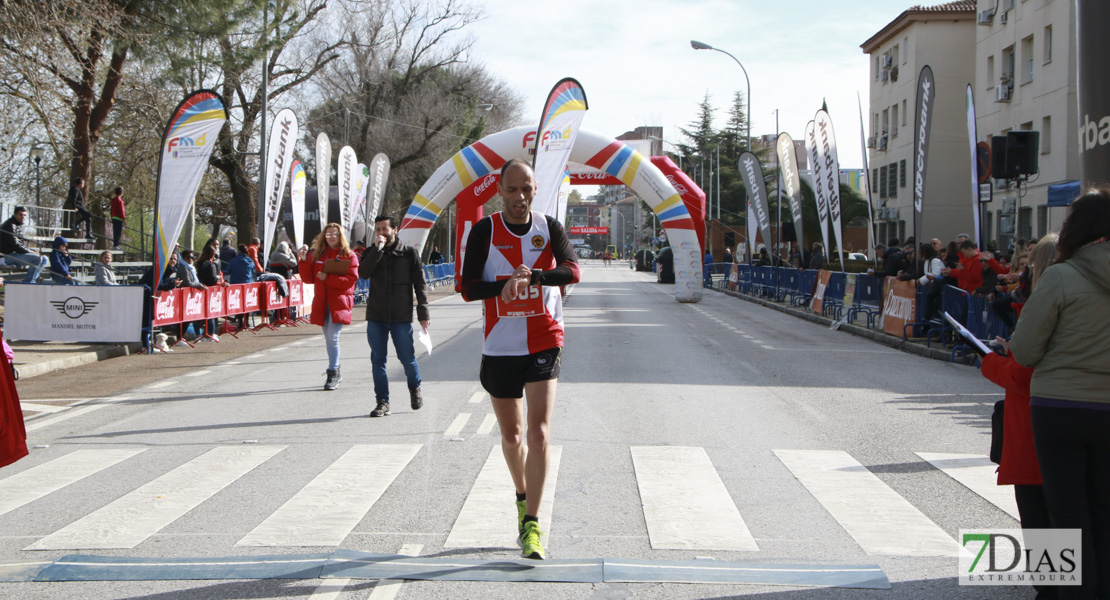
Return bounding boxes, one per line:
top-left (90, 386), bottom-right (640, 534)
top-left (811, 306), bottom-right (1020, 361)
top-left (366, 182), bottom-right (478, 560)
top-left (48, 237), bottom-right (77, 285)
top-left (109, 186), bottom-right (125, 249)
top-left (94, 250), bottom-right (117, 285)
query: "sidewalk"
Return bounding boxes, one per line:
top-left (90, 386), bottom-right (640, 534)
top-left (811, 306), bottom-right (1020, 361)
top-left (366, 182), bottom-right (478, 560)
top-left (6, 286), bottom-right (459, 381)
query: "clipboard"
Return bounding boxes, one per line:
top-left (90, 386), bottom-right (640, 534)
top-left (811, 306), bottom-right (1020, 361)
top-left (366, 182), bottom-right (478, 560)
top-left (321, 258), bottom-right (351, 275)
top-left (943, 311), bottom-right (993, 357)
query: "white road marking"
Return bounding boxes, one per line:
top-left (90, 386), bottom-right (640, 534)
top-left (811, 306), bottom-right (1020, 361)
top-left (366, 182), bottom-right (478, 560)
top-left (308, 578), bottom-right (349, 600)
top-left (367, 543), bottom-right (424, 600)
top-left (476, 414), bottom-right (497, 436)
top-left (774, 449), bottom-right (957, 556)
top-left (761, 345), bottom-right (775, 350)
top-left (185, 370), bottom-right (211, 378)
top-left (631, 446), bottom-right (758, 552)
top-left (444, 445), bottom-right (562, 548)
top-left (147, 381), bottom-right (176, 389)
top-left (443, 414), bottom-right (471, 438)
top-left (467, 391), bottom-right (486, 404)
top-left (0, 449), bottom-right (145, 517)
top-left (237, 444), bottom-right (421, 547)
top-left (25, 405), bottom-right (106, 433)
top-left (916, 452), bottom-right (1020, 520)
top-left (27, 446), bottom-right (285, 550)
top-left (19, 403), bottom-right (67, 414)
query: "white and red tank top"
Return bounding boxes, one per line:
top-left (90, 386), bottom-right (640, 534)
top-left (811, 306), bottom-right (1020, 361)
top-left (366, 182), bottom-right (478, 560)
top-left (481, 211), bottom-right (563, 356)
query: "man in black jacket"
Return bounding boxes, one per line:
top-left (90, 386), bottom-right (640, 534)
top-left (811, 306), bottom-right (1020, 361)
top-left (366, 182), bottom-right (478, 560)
top-left (358, 215), bottom-right (429, 417)
top-left (1, 206), bottom-right (49, 283)
top-left (68, 178), bottom-right (93, 240)
top-left (868, 238), bottom-right (903, 279)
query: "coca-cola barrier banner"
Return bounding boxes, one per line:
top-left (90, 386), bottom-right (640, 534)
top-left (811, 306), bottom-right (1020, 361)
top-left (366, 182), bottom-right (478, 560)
top-left (1077, 0), bottom-right (1110, 186)
top-left (152, 282), bottom-right (304, 326)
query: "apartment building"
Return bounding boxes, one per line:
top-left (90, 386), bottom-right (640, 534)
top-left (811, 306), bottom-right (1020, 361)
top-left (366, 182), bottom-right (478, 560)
top-left (974, 0), bottom-right (1078, 250)
top-left (861, 2), bottom-right (978, 246)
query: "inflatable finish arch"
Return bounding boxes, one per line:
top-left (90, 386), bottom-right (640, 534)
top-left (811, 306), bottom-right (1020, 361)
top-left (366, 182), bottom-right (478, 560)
top-left (397, 126), bottom-right (703, 302)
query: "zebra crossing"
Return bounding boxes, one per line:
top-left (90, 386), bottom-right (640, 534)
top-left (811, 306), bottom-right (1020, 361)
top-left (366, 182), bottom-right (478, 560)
top-left (1, 443), bottom-right (1017, 558)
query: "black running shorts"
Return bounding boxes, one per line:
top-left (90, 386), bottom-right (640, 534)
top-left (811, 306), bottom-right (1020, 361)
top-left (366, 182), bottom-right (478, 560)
top-left (479, 347), bottom-right (562, 399)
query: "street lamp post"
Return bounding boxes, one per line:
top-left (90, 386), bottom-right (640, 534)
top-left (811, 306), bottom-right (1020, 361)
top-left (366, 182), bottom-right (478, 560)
top-left (690, 40), bottom-right (751, 154)
top-left (30, 147), bottom-right (44, 207)
top-left (611, 208), bottom-right (625, 257)
top-left (648, 135), bottom-right (683, 169)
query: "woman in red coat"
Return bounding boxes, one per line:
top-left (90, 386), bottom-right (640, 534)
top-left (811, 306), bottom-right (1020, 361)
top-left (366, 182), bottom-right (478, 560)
top-left (298, 223), bottom-right (359, 390)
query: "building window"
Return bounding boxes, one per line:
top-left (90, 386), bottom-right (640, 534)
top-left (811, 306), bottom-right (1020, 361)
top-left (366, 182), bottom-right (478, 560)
top-left (891, 104), bottom-right (899, 137)
top-left (1019, 207), bottom-right (1033, 241)
top-left (1042, 116), bottom-right (1051, 154)
top-left (1002, 46), bottom-right (1015, 85)
top-left (875, 56), bottom-right (880, 80)
top-left (872, 167), bottom-right (879, 191)
top-left (1003, 0), bottom-right (1015, 10)
top-left (882, 108), bottom-right (889, 136)
top-left (887, 162), bottom-right (898, 198)
top-left (892, 44), bottom-right (899, 67)
top-left (1044, 25), bottom-right (1052, 63)
top-left (1037, 205), bottom-right (1047, 239)
top-left (903, 37), bottom-right (909, 64)
top-left (987, 55), bottom-right (995, 89)
top-left (899, 159), bottom-right (907, 188)
top-left (1021, 36), bottom-right (1034, 84)
top-left (879, 165), bottom-right (888, 198)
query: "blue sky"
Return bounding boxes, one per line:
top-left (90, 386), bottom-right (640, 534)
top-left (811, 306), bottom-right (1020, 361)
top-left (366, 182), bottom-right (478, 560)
top-left (467, 0), bottom-right (914, 170)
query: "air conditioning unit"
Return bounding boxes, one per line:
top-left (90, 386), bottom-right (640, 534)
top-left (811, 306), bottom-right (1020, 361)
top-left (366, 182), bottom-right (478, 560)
top-left (1000, 11), bottom-right (1009, 24)
top-left (878, 134), bottom-right (888, 150)
top-left (996, 85), bottom-right (1011, 102)
top-left (881, 70), bottom-right (890, 83)
top-left (881, 54), bottom-right (893, 69)
top-left (867, 136), bottom-right (876, 149)
top-left (977, 10), bottom-right (994, 25)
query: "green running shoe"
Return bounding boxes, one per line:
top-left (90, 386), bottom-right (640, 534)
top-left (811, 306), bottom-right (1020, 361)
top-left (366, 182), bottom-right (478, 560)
top-left (520, 520), bottom-right (545, 560)
top-left (516, 499), bottom-right (527, 537)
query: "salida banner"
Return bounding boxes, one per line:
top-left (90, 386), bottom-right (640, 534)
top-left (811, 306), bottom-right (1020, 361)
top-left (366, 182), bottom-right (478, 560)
top-left (569, 226), bottom-right (609, 234)
top-left (5, 283), bottom-right (144, 342)
top-left (881, 278), bottom-right (917, 337)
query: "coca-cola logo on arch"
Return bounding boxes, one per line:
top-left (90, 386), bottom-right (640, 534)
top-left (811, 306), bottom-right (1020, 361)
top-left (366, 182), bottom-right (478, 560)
top-left (473, 174), bottom-right (498, 197)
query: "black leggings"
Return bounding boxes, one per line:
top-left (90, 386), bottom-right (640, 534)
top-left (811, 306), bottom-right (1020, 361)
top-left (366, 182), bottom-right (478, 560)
top-left (73, 206), bottom-right (92, 236)
top-left (1031, 403), bottom-right (1110, 600)
top-left (1015, 484), bottom-right (1060, 599)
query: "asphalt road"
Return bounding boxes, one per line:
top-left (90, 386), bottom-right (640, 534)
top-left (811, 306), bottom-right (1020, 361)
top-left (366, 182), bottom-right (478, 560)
top-left (1, 260), bottom-right (1030, 599)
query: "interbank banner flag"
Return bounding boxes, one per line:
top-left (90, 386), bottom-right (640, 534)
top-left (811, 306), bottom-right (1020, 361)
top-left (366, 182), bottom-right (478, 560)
top-left (776, 133), bottom-right (804, 258)
top-left (366, 153), bottom-right (390, 225)
top-left (857, 93), bottom-right (876, 256)
top-left (913, 65), bottom-right (935, 263)
top-left (532, 78), bottom-right (588, 218)
top-left (738, 152), bottom-right (772, 255)
top-left (5, 284), bottom-right (144, 342)
top-left (315, 132), bottom-right (331, 226)
top-left (263, 107), bottom-right (298, 264)
top-left (814, 109), bottom-right (845, 271)
top-left (966, 84), bottom-right (981, 246)
top-left (154, 89), bottom-right (227, 284)
top-left (336, 146), bottom-right (357, 232)
top-left (1077, 0), bottom-right (1110, 186)
top-left (805, 120), bottom-right (831, 258)
top-left (290, 160), bottom-right (306, 249)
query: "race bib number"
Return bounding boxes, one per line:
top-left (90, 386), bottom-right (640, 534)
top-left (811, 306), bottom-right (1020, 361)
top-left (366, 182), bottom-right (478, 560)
top-left (495, 280), bottom-right (544, 318)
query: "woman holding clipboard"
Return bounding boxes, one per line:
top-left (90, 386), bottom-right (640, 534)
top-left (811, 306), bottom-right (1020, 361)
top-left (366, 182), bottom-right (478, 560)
top-left (298, 222), bottom-right (360, 390)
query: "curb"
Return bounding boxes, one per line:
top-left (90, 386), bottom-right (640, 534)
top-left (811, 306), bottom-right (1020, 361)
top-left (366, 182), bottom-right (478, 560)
top-left (13, 342), bottom-right (145, 381)
top-left (711, 286), bottom-right (972, 365)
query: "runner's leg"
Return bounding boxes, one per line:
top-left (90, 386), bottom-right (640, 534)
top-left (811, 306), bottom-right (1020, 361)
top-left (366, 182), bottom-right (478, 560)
top-left (491, 396), bottom-right (526, 495)
top-left (522, 378), bottom-right (557, 518)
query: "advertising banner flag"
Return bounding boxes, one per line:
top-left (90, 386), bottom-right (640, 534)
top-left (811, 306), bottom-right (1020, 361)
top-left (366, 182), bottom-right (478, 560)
top-left (366, 153), bottom-right (391, 227)
top-left (966, 85), bottom-right (981, 246)
top-left (315, 132), bottom-right (331, 227)
top-left (913, 65), bottom-right (936, 266)
top-left (814, 109), bottom-right (845, 271)
top-left (353, 163), bottom-right (369, 229)
top-left (738, 152), bottom-right (773, 256)
top-left (857, 93), bottom-right (876, 256)
top-left (531, 78), bottom-right (588, 218)
top-left (776, 133), bottom-right (804, 261)
top-left (1077, 0), bottom-right (1110, 186)
top-left (263, 108), bottom-right (298, 266)
top-left (336, 146), bottom-right (357, 233)
top-left (290, 160), bottom-right (306, 249)
top-left (805, 121), bottom-right (831, 259)
top-left (556, 167), bottom-right (572, 224)
top-left (5, 284), bottom-right (145, 342)
top-left (153, 89), bottom-right (227, 286)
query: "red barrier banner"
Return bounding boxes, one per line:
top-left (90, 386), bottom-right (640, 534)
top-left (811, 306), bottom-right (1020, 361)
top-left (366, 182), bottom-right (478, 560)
top-left (206, 286), bottom-right (226, 318)
top-left (152, 289), bottom-right (182, 326)
top-left (244, 283), bottom-right (261, 312)
top-left (225, 284), bottom-right (244, 315)
top-left (809, 269), bottom-right (832, 313)
top-left (182, 288), bottom-right (205, 321)
top-left (288, 279), bottom-right (303, 307)
top-left (264, 281), bottom-right (288, 310)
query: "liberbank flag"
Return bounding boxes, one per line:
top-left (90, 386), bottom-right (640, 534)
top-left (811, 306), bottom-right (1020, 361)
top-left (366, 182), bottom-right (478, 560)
top-left (5, 283), bottom-right (144, 342)
top-left (154, 90), bottom-right (227, 284)
top-left (263, 107), bottom-right (298, 266)
top-left (532, 78), bottom-right (588, 218)
top-left (290, 160), bottom-right (306, 249)
top-left (738, 152), bottom-right (772, 253)
top-left (776, 133), bottom-right (804, 258)
top-left (337, 145), bottom-right (357, 233)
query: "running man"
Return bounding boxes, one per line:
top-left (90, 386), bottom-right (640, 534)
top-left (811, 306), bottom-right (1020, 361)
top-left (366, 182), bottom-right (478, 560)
top-left (460, 159), bottom-right (581, 560)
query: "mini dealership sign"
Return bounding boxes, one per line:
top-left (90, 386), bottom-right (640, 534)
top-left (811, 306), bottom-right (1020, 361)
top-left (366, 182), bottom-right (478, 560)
top-left (4, 283), bottom-right (144, 342)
